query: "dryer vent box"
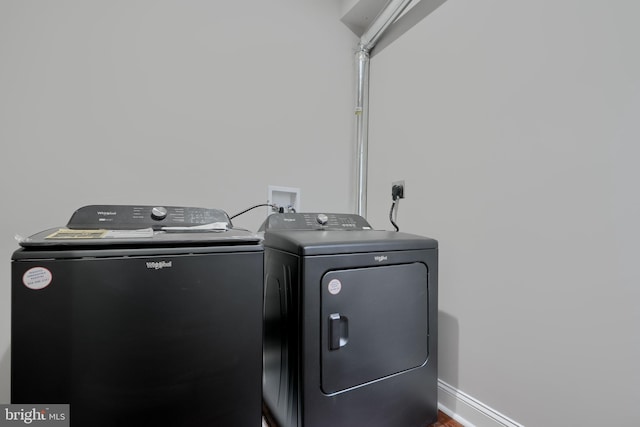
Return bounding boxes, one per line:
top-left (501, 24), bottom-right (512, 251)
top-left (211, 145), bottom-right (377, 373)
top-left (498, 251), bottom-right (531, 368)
top-left (268, 185), bottom-right (300, 213)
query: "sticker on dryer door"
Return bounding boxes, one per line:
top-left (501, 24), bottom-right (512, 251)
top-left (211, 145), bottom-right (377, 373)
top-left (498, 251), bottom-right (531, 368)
top-left (22, 267), bottom-right (53, 290)
top-left (328, 279), bottom-right (342, 295)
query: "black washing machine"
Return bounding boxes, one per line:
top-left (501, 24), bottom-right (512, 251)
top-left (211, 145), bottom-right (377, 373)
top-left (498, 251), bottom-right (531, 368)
top-left (260, 213), bottom-right (438, 427)
top-left (11, 205), bottom-right (263, 427)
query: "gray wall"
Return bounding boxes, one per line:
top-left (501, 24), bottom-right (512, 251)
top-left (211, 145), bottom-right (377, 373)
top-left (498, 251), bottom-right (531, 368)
top-left (367, 0), bottom-right (640, 425)
top-left (0, 0), bottom-right (358, 403)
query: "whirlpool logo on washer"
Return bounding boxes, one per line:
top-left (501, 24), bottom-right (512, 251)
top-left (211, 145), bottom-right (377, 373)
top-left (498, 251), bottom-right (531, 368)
top-left (374, 255), bottom-right (388, 262)
top-left (146, 261), bottom-right (172, 270)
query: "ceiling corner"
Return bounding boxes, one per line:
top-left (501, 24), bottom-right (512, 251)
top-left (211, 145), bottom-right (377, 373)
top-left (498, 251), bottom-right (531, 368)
top-left (339, 0), bottom-right (390, 38)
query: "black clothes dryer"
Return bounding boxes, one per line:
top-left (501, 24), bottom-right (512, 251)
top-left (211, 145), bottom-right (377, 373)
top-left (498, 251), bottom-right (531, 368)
top-left (11, 205), bottom-right (263, 427)
top-left (260, 213), bottom-right (438, 427)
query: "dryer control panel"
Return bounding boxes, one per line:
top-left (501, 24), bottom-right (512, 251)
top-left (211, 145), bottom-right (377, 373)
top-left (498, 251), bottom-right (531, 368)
top-left (260, 213), bottom-right (372, 231)
top-left (67, 205), bottom-right (230, 230)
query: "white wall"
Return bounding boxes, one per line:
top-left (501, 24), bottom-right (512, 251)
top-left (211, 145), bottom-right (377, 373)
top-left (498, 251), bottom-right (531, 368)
top-left (0, 0), bottom-right (358, 403)
top-left (367, 0), bottom-right (640, 425)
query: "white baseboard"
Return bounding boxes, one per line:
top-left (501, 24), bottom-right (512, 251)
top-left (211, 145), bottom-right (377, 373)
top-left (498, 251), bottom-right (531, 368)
top-left (438, 380), bottom-right (524, 427)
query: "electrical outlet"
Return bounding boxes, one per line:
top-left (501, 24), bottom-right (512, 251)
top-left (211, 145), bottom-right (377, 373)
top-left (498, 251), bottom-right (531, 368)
top-left (268, 185), bottom-right (301, 214)
top-left (392, 180), bottom-right (405, 199)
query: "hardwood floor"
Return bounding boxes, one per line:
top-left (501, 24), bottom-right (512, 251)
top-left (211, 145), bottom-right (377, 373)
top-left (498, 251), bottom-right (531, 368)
top-left (430, 410), bottom-right (464, 427)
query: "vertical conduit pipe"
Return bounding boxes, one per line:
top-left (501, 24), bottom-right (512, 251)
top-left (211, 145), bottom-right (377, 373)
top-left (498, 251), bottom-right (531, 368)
top-left (355, 48), bottom-right (370, 218)
top-left (354, 0), bottom-right (415, 218)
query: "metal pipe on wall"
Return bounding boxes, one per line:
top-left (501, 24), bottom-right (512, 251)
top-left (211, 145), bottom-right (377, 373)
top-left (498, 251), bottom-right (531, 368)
top-left (355, 0), bottom-right (415, 218)
top-left (355, 48), bottom-right (370, 218)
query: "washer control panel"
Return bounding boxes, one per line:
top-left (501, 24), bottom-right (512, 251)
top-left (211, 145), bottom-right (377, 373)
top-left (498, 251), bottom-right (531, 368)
top-left (260, 213), bottom-right (372, 231)
top-left (66, 205), bottom-right (230, 230)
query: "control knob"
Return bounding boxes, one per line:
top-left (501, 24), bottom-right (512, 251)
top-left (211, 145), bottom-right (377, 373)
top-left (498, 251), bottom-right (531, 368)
top-left (316, 213), bottom-right (329, 225)
top-left (151, 206), bottom-right (168, 221)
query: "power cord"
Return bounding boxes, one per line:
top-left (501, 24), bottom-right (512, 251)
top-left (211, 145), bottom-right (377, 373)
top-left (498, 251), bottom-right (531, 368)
top-left (389, 200), bottom-right (399, 232)
top-left (229, 203), bottom-right (277, 220)
top-left (389, 184), bottom-right (403, 232)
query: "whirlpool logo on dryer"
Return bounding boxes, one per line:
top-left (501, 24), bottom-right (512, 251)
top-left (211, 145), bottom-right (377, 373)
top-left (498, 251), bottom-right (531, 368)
top-left (146, 261), bottom-right (172, 270)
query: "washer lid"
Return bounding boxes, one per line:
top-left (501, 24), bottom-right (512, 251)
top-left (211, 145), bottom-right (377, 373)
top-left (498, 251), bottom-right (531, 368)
top-left (15, 204), bottom-right (261, 251)
top-left (16, 227), bottom-right (260, 250)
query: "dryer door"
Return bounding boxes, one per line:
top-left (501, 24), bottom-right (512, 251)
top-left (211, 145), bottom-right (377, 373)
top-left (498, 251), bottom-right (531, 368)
top-left (320, 262), bottom-right (429, 394)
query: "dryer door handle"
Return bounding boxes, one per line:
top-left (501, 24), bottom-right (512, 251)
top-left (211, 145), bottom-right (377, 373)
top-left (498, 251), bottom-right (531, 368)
top-left (329, 313), bottom-right (349, 351)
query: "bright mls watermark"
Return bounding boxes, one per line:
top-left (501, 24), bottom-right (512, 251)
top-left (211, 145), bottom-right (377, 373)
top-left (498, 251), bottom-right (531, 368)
top-left (0, 405), bottom-right (69, 426)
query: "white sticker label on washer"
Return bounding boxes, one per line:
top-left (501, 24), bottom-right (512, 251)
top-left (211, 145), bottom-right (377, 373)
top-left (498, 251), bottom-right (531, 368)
top-left (22, 267), bottom-right (53, 290)
top-left (328, 279), bottom-right (342, 295)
